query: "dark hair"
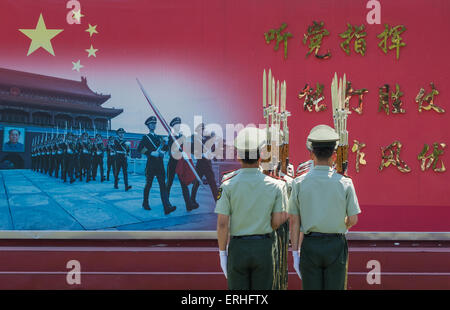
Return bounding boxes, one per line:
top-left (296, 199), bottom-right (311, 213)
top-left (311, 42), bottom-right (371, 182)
top-left (312, 142), bottom-right (335, 160)
top-left (9, 129), bottom-right (20, 135)
top-left (240, 149), bottom-right (260, 164)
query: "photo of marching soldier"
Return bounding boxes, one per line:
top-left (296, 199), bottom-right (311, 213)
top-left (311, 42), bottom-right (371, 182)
top-left (113, 128), bottom-right (132, 191)
top-left (137, 116), bottom-right (176, 214)
top-left (166, 117), bottom-right (197, 212)
top-left (0, 67), bottom-right (232, 231)
top-left (191, 123), bottom-right (219, 208)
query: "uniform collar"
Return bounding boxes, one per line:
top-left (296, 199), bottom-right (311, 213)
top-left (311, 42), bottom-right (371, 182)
top-left (312, 165), bottom-right (334, 172)
top-left (239, 168), bottom-right (260, 174)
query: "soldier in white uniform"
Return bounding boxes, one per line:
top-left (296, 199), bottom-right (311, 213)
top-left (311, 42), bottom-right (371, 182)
top-left (215, 127), bottom-right (288, 290)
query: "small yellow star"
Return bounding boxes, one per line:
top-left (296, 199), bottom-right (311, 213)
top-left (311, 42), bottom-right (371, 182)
top-left (85, 24), bottom-right (98, 37)
top-left (19, 13), bottom-right (64, 56)
top-left (72, 10), bottom-right (85, 23)
top-left (86, 45), bottom-right (98, 57)
top-left (72, 60), bottom-right (84, 72)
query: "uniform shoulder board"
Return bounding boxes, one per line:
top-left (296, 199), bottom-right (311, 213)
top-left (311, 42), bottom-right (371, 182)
top-left (221, 169), bottom-right (239, 183)
top-left (266, 174), bottom-right (286, 182)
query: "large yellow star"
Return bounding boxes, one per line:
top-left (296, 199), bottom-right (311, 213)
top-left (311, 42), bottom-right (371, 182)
top-left (72, 10), bottom-right (85, 23)
top-left (86, 45), bottom-right (98, 58)
top-left (19, 13), bottom-right (64, 56)
top-left (86, 24), bottom-right (98, 37)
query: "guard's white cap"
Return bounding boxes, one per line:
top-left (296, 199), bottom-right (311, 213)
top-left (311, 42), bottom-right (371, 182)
top-left (306, 124), bottom-right (339, 151)
top-left (234, 127), bottom-right (267, 159)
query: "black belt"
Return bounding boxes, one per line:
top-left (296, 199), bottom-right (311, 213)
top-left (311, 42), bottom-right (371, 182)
top-left (305, 232), bottom-right (344, 237)
top-left (232, 233), bottom-right (271, 240)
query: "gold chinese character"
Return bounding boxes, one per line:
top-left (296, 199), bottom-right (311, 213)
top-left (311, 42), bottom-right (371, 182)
top-left (339, 24), bottom-right (367, 56)
top-left (415, 82), bottom-right (445, 113)
top-left (345, 81), bottom-right (368, 115)
top-left (303, 21), bottom-right (331, 59)
top-left (377, 24), bottom-right (406, 60)
top-left (264, 23), bottom-right (293, 59)
top-left (298, 83), bottom-right (326, 112)
top-left (418, 143), bottom-right (446, 172)
top-left (379, 141), bottom-right (411, 173)
top-left (352, 140), bottom-right (367, 173)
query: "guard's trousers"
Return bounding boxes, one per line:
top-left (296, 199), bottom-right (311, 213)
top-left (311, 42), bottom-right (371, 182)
top-left (299, 234), bottom-right (348, 290)
top-left (227, 236), bottom-right (274, 290)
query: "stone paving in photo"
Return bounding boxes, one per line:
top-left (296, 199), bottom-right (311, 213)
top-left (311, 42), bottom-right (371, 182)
top-left (0, 169), bottom-right (217, 231)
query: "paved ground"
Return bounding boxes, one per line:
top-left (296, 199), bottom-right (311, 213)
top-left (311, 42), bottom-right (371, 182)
top-left (0, 169), bottom-right (217, 231)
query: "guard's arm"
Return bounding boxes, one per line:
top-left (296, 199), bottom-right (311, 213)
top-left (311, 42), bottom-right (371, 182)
top-left (289, 214), bottom-right (302, 251)
top-left (217, 214), bottom-right (229, 251)
top-left (345, 179), bottom-right (361, 229)
top-left (271, 212), bottom-right (284, 230)
top-left (345, 214), bottom-right (358, 228)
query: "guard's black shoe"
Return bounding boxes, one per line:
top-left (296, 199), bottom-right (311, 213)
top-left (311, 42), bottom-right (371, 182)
top-left (164, 205), bottom-right (176, 215)
top-left (190, 200), bottom-right (199, 209)
top-left (70, 178), bottom-right (75, 184)
top-left (190, 203), bottom-right (199, 210)
top-left (114, 184), bottom-right (119, 189)
top-left (142, 202), bottom-right (151, 210)
top-left (125, 185), bottom-right (132, 191)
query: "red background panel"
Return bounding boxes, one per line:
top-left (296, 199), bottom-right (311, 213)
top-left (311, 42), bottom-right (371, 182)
top-left (0, 0), bottom-right (448, 231)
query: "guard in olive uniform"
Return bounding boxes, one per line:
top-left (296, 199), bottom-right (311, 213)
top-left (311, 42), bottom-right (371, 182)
top-left (288, 125), bottom-right (361, 290)
top-left (166, 117), bottom-right (196, 211)
top-left (113, 128), bottom-right (132, 191)
top-left (190, 123), bottom-right (219, 208)
top-left (92, 133), bottom-right (105, 182)
top-left (137, 116), bottom-right (176, 214)
top-left (106, 136), bottom-right (116, 181)
top-left (215, 127), bottom-right (287, 290)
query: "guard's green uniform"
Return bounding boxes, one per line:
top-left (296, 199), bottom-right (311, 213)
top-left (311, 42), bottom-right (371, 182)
top-left (288, 165), bottom-right (361, 290)
top-left (215, 168), bottom-right (286, 290)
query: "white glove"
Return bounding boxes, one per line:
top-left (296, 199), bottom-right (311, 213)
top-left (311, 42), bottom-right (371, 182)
top-left (219, 250), bottom-right (228, 279)
top-left (150, 151), bottom-right (159, 157)
top-left (292, 250), bottom-right (302, 279)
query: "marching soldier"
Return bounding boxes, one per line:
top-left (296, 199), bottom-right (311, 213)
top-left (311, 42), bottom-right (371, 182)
top-left (31, 140), bottom-right (36, 171)
top-left (288, 125), bottom-right (361, 290)
top-left (166, 117), bottom-right (196, 211)
top-left (63, 133), bottom-right (76, 184)
top-left (44, 139), bottom-right (50, 174)
top-left (54, 134), bottom-right (64, 179)
top-left (106, 135), bottom-right (116, 181)
top-left (215, 127), bottom-right (287, 290)
top-left (92, 133), bottom-right (105, 182)
top-left (37, 139), bottom-right (42, 173)
top-left (137, 116), bottom-right (176, 214)
top-left (49, 137), bottom-right (57, 177)
top-left (113, 128), bottom-right (132, 191)
top-left (73, 134), bottom-right (81, 180)
top-left (190, 123), bottom-right (219, 208)
top-left (79, 132), bottom-right (92, 182)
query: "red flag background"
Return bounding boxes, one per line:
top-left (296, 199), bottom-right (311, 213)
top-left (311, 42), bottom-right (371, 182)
top-left (0, 0), bottom-right (449, 231)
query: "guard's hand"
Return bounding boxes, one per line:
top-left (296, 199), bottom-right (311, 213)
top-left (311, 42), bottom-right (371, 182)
top-left (292, 250), bottom-right (302, 279)
top-left (219, 250), bottom-right (228, 279)
top-left (150, 151), bottom-right (159, 157)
